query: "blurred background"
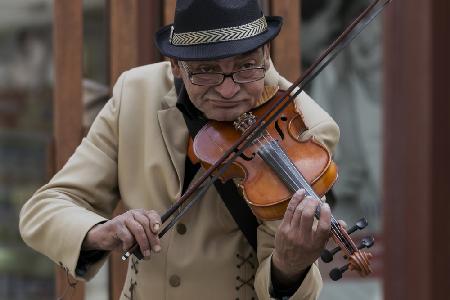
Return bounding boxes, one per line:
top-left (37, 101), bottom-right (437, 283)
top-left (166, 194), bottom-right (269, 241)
top-left (0, 0), bottom-right (107, 299)
top-left (301, 1), bottom-right (383, 299)
top-left (0, 0), bottom-right (447, 299)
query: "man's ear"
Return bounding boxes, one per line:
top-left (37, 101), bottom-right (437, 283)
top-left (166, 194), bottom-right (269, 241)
top-left (170, 58), bottom-right (182, 78)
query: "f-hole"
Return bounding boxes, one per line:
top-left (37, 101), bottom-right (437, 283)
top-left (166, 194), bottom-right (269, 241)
top-left (234, 149), bottom-right (255, 161)
top-left (274, 115), bottom-right (288, 140)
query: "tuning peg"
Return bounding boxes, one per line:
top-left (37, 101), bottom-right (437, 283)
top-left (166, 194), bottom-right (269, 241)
top-left (342, 236), bottom-right (375, 260)
top-left (347, 217), bottom-right (368, 235)
top-left (321, 245), bottom-right (341, 263)
top-left (358, 236), bottom-right (375, 250)
top-left (329, 264), bottom-right (349, 281)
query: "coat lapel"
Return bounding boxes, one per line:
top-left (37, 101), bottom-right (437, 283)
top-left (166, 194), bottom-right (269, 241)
top-left (157, 88), bottom-right (189, 198)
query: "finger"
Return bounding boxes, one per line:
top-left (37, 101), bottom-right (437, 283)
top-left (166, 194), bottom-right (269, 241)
top-left (338, 219), bottom-right (347, 230)
top-left (291, 194), bottom-right (315, 230)
top-left (283, 189), bottom-right (305, 224)
top-left (315, 202), bottom-right (332, 243)
top-left (284, 189), bottom-right (306, 228)
top-left (114, 224), bottom-right (136, 251)
top-left (144, 210), bottom-right (162, 252)
top-left (298, 197), bottom-right (317, 240)
top-left (132, 212), bottom-right (160, 254)
top-left (124, 218), bottom-right (151, 257)
top-left (146, 210), bottom-right (162, 234)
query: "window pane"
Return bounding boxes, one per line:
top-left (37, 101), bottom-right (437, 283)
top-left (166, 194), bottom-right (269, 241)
top-left (0, 0), bottom-right (54, 299)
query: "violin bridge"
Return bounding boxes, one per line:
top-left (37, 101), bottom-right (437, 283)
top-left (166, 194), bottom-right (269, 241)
top-left (234, 112), bottom-right (257, 133)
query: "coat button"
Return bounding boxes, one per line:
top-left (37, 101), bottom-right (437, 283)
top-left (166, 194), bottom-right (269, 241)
top-left (169, 275), bottom-right (181, 287)
top-left (176, 223), bottom-right (187, 235)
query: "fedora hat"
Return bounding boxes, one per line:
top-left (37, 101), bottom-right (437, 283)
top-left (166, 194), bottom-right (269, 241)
top-left (154, 0), bottom-right (283, 61)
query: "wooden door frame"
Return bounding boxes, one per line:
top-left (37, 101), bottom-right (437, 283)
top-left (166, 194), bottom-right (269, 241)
top-left (383, 0), bottom-right (450, 299)
top-left (53, 1), bottom-right (84, 299)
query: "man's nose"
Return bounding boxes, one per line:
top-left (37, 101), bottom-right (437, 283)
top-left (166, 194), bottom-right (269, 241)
top-left (214, 77), bottom-right (240, 99)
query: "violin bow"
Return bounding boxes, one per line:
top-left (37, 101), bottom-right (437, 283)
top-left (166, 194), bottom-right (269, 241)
top-left (123, 0), bottom-right (392, 260)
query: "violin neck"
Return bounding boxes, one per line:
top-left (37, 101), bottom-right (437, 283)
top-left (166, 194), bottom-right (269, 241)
top-left (257, 138), bottom-right (359, 248)
top-left (258, 140), bottom-right (316, 194)
top-left (255, 132), bottom-right (361, 255)
top-left (257, 139), bottom-right (323, 207)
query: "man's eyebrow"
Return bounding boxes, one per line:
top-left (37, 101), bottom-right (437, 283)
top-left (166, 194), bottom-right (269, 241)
top-left (188, 48), bottom-right (262, 67)
top-left (235, 48), bottom-right (263, 60)
top-left (189, 62), bottom-right (218, 68)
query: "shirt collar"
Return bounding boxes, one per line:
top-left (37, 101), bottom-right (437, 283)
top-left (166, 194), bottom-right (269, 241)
top-left (175, 78), bottom-right (206, 121)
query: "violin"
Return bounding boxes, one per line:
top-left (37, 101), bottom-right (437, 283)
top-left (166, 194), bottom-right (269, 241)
top-left (122, 0), bottom-right (390, 281)
top-left (193, 91), bottom-right (373, 280)
top-left (194, 91), bottom-right (337, 221)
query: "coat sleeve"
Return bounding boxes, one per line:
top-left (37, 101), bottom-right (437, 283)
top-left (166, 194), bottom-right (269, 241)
top-left (19, 72), bottom-right (127, 281)
top-left (254, 62), bottom-right (340, 299)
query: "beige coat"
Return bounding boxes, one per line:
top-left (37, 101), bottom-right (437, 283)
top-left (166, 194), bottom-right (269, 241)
top-left (19, 61), bottom-right (339, 300)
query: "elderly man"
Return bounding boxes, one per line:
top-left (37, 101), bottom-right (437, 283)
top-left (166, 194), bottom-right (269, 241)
top-left (20, 0), bottom-right (339, 299)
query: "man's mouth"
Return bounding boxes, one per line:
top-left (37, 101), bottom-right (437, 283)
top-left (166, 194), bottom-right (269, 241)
top-left (209, 99), bottom-right (242, 108)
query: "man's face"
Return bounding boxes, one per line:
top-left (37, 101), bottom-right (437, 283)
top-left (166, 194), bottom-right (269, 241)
top-left (171, 45), bottom-right (270, 121)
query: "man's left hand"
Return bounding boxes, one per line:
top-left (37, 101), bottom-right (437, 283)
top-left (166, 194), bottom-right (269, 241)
top-left (271, 189), bottom-right (331, 288)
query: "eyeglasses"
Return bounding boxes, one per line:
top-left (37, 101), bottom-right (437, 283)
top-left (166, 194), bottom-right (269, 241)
top-left (180, 61), bottom-right (266, 86)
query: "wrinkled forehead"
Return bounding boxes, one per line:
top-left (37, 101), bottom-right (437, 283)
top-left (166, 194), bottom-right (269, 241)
top-left (184, 46), bottom-right (264, 65)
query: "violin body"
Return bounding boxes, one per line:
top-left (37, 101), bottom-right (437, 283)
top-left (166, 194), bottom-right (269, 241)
top-left (193, 92), bottom-right (338, 220)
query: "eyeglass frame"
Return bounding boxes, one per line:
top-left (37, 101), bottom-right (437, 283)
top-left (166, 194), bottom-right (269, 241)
top-left (179, 60), bottom-right (267, 86)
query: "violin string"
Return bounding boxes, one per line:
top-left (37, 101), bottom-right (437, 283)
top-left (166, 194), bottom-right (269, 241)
top-left (255, 131), bottom-right (304, 194)
top-left (258, 140), bottom-right (347, 247)
top-left (252, 129), bottom-right (350, 249)
top-left (239, 112), bottom-right (354, 253)
top-left (259, 134), bottom-right (302, 192)
top-left (252, 133), bottom-right (341, 229)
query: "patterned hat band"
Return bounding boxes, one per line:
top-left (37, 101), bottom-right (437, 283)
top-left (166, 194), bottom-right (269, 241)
top-left (169, 16), bottom-right (268, 46)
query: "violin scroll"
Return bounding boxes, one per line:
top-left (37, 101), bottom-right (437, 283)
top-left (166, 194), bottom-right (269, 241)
top-left (327, 249), bottom-right (374, 281)
top-left (321, 218), bottom-right (375, 281)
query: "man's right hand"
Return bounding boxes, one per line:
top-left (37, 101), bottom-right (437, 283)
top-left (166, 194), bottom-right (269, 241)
top-left (82, 209), bottom-right (162, 259)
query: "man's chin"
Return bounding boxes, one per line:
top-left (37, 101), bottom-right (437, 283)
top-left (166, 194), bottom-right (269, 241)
top-left (206, 108), bottom-right (244, 122)
top-left (212, 112), bottom-right (243, 122)
top-left (209, 115), bottom-right (235, 122)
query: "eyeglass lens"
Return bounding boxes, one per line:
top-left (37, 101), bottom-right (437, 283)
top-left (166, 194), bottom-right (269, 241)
top-left (190, 68), bottom-right (265, 85)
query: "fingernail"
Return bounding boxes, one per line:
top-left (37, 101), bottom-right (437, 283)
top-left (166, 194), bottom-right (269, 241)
top-left (295, 189), bottom-right (305, 197)
top-left (153, 223), bottom-right (160, 232)
top-left (144, 250), bottom-right (151, 257)
top-left (154, 245), bottom-right (161, 252)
